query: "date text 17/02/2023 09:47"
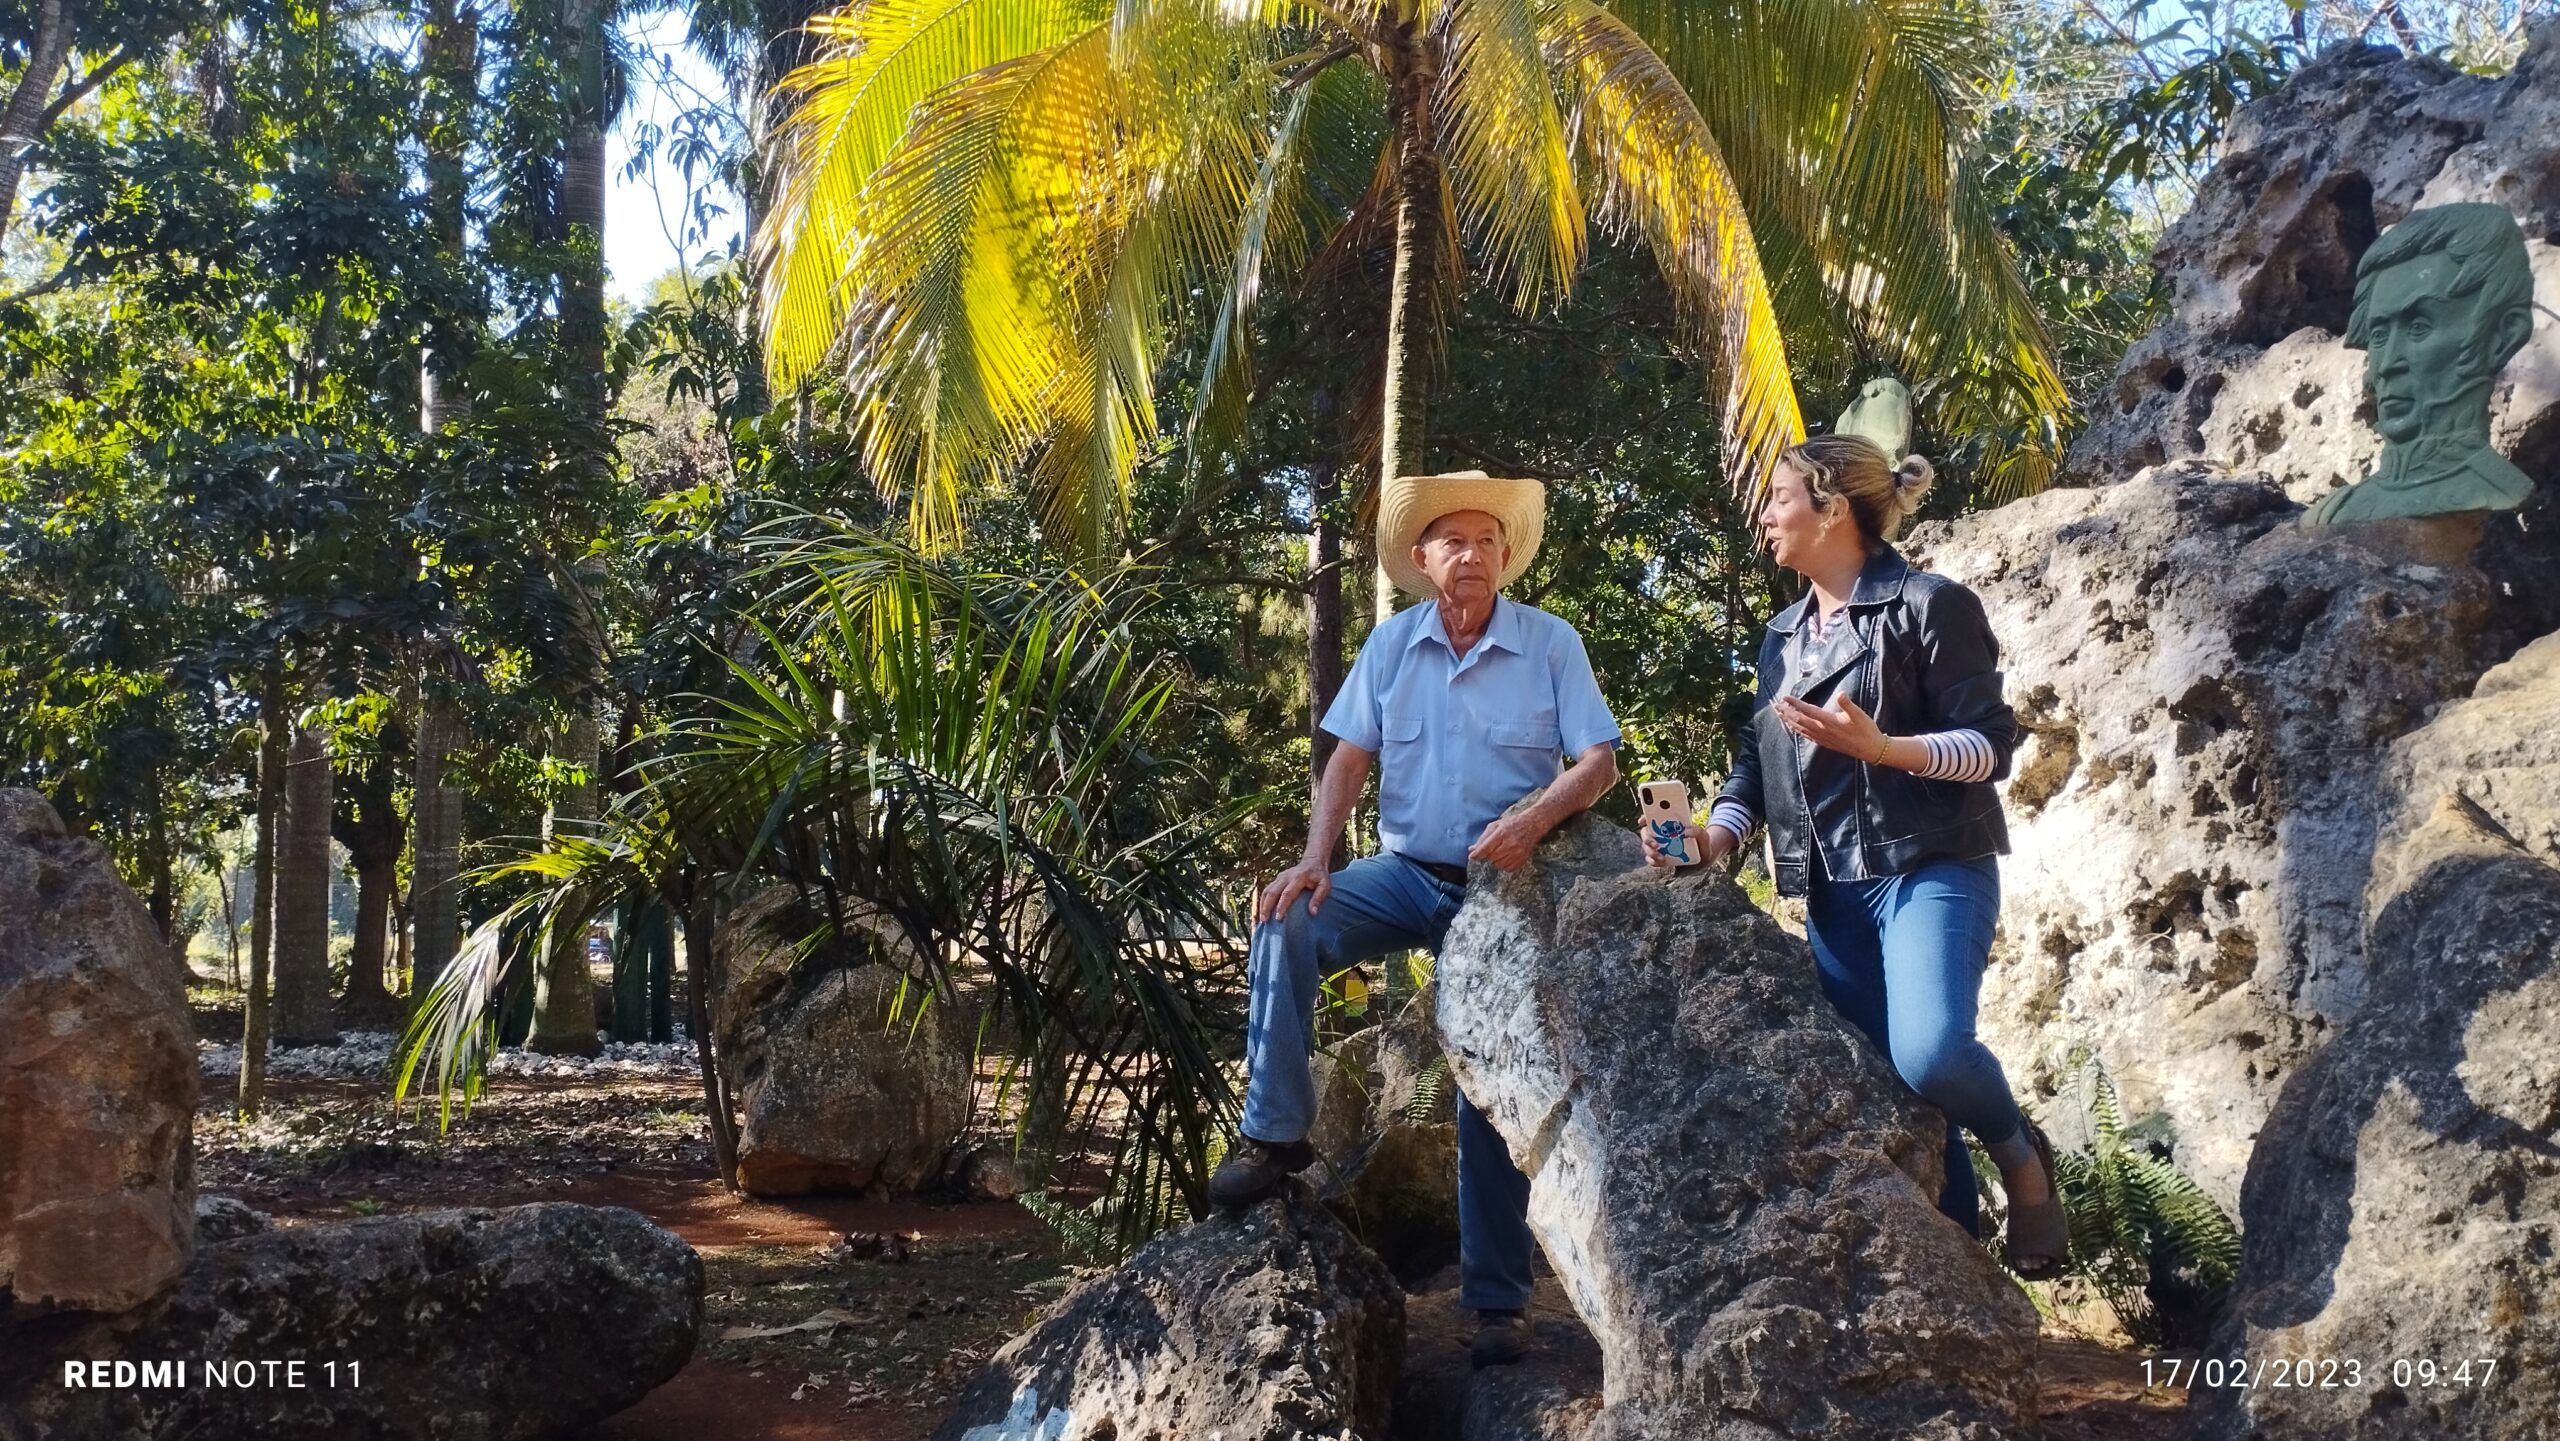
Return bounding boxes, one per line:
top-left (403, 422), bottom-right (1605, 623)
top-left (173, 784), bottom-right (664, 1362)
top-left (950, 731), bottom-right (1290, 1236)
top-left (2143, 1356), bottom-right (2503, 1391)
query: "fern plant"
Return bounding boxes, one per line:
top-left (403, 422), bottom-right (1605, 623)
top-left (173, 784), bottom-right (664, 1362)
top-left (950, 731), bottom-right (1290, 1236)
top-left (1981, 1047), bottom-right (2242, 1347)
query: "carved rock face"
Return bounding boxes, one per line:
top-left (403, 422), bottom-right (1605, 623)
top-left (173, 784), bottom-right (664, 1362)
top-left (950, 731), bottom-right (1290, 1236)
top-left (1435, 813), bottom-right (2039, 1441)
top-left (0, 789), bottom-right (198, 1317)
top-left (2068, 27), bottom-right (2560, 518)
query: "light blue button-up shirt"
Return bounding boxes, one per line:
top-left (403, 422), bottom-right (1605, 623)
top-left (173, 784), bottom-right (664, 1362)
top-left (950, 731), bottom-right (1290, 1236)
top-left (1321, 597), bottom-right (1621, 867)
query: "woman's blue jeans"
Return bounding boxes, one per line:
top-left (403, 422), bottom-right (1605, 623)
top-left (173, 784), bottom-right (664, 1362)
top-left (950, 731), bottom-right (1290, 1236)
top-left (1239, 853), bottom-right (1536, 1311)
top-left (1804, 854), bottom-right (2029, 1236)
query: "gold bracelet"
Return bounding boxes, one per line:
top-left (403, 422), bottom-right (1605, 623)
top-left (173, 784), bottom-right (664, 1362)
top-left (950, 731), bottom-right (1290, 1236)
top-left (1872, 734), bottom-right (1893, 766)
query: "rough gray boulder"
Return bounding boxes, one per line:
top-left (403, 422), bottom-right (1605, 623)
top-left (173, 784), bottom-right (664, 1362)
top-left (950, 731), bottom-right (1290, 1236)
top-left (2186, 797), bottom-right (2560, 1440)
top-left (1436, 813), bottom-right (2040, 1441)
top-left (714, 886), bottom-right (975, 1196)
top-left (931, 1184), bottom-right (1403, 1441)
top-left (1902, 467), bottom-right (2516, 1209)
top-left (0, 1202), bottom-right (703, 1441)
top-left (0, 788), bottom-right (197, 1317)
top-left (2068, 28), bottom-right (2560, 504)
top-left (1312, 984), bottom-right (1461, 1282)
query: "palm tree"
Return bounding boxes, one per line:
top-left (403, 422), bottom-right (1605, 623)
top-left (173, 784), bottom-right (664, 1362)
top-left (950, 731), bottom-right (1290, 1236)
top-left (400, 523), bottom-right (1263, 1240)
top-left (271, 721), bottom-right (342, 1047)
top-left (753, 0), bottom-right (2067, 566)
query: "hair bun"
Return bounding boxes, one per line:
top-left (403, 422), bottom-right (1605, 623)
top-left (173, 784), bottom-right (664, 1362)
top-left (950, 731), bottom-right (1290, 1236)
top-left (1890, 454), bottom-right (1936, 511)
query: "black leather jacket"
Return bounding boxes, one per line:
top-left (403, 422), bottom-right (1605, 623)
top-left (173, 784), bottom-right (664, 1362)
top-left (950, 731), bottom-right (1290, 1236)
top-left (1716, 545), bottom-right (2016, 896)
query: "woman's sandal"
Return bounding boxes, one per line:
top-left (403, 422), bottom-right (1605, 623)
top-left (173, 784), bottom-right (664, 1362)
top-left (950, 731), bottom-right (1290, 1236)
top-left (2002, 1119), bottom-right (2070, 1282)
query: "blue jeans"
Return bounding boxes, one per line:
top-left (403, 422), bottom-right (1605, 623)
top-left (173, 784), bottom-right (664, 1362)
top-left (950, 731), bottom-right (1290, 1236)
top-left (1241, 853), bottom-right (1536, 1311)
top-left (1804, 854), bottom-right (2032, 1237)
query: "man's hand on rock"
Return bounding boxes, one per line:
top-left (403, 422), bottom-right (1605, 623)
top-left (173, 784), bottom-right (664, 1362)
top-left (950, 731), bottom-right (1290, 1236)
top-left (1256, 856), bottom-right (1334, 925)
top-left (1468, 812), bottom-right (1544, 872)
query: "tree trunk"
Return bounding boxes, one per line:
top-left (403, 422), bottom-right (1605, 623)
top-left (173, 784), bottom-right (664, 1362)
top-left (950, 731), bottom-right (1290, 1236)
top-left (0, 0), bottom-right (75, 243)
top-left (410, 695), bottom-right (465, 992)
top-left (272, 724), bottom-right (341, 1047)
top-left (683, 897), bottom-right (740, 1189)
top-left (1308, 460), bottom-right (1345, 774)
top-left (529, 709), bottom-right (602, 1054)
top-left (1375, 15), bottom-right (1441, 624)
top-left (239, 661), bottom-right (286, 1117)
top-left (342, 857), bottom-right (397, 1025)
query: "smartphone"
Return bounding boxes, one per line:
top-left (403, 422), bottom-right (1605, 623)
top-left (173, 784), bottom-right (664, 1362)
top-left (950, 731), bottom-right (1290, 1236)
top-left (1636, 779), bottom-right (1697, 866)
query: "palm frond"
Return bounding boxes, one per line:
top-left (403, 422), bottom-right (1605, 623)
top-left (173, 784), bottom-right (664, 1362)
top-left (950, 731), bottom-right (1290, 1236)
top-left (1541, 0), bottom-right (1805, 499)
top-left (1435, 0), bottom-right (1585, 312)
top-left (1608, 0), bottom-right (2066, 496)
top-left (759, 0), bottom-right (1116, 391)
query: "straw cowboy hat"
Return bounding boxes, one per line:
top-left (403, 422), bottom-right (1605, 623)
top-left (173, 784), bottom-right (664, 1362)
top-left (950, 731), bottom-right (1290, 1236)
top-left (1377, 470), bottom-right (1547, 598)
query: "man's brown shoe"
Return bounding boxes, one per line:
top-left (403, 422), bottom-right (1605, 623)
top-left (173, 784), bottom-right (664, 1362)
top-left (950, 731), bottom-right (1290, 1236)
top-left (1206, 1136), bottom-right (1316, 1209)
top-left (1470, 1309), bottom-right (1533, 1368)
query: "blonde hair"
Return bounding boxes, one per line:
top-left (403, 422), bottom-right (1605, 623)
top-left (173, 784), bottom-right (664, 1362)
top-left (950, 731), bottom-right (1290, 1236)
top-left (1778, 433), bottom-right (1936, 543)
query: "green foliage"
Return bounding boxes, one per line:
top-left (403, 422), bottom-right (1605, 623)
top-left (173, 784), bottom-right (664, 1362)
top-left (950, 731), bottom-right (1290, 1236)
top-left (1016, 1186), bottom-right (1134, 1268)
top-left (399, 524), bottom-right (1264, 1247)
top-left (2026, 1047), bottom-right (2242, 1347)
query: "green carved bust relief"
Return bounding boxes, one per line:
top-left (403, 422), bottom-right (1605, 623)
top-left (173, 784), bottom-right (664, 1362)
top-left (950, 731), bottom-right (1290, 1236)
top-left (1835, 377), bottom-right (1913, 458)
top-left (2306, 203), bottom-right (2538, 527)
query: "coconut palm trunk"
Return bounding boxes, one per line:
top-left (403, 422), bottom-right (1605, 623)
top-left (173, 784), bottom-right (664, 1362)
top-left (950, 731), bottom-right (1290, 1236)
top-left (272, 723), bottom-right (341, 1047)
top-left (524, 0), bottom-right (611, 1057)
top-left (1372, 10), bottom-right (1441, 625)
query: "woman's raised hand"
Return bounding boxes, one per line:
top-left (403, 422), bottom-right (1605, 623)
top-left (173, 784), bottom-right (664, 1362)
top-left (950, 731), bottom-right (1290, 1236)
top-left (1774, 692), bottom-right (1888, 762)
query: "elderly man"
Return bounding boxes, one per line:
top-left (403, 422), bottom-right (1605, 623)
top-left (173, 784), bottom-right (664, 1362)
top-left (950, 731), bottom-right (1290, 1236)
top-left (1207, 470), bottom-right (1621, 1367)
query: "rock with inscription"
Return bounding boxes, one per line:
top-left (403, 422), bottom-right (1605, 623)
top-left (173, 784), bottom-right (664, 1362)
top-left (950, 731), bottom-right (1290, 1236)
top-left (1902, 467), bottom-right (2516, 1210)
top-left (2185, 797), bottom-right (2560, 1440)
top-left (1437, 812), bottom-right (2039, 1440)
top-left (932, 1183), bottom-right (1402, 1441)
top-left (0, 789), bottom-right (198, 1317)
top-left (0, 1202), bottom-right (701, 1441)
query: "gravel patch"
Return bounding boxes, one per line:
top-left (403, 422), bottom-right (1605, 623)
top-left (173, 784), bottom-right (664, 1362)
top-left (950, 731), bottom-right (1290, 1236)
top-left (198, 1029), bottom-right (698, 1081)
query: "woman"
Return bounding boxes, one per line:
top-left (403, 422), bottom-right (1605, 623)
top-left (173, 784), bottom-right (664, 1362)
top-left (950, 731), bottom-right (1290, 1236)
top-left (1644, 432), bottom-right (2067, 1277)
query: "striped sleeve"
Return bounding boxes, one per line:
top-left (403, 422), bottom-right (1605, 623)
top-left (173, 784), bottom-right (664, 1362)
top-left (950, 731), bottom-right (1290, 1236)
top-left (1705, 798), bottom-right (1760, 844)
top-left (1912, 729), bottom-right (1999, 783)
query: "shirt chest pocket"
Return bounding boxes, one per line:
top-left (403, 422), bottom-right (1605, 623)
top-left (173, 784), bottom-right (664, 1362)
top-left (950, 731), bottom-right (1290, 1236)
top-left (1381, 714), bottom-right (1425, 749)
top-left (1487, 717), bottom-right (1561, 756)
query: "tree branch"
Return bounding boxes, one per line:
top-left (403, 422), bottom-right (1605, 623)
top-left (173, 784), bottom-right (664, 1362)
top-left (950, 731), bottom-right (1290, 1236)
top-left (38, 48), bottom-right (131, 132)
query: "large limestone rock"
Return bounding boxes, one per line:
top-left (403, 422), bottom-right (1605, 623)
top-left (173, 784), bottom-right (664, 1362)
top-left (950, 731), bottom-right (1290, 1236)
top-left (2186, 797), bottom-right (2560, 1440)
top-left (1437, 814), bottom-right (2040, 1441)
top-left (713, 887), bottom-right (974, 1196)
top-left (931, 1185), bottom-right (1403, 1441)
top-left (1902, 467), bottom-right (2518, 1209)
top-left (0, 1202), bottom-right (703, 1441)
top-left (2069, 29), bottom-right (2560, 504)
top-left (0, 789), bottom-right (197, 1316)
